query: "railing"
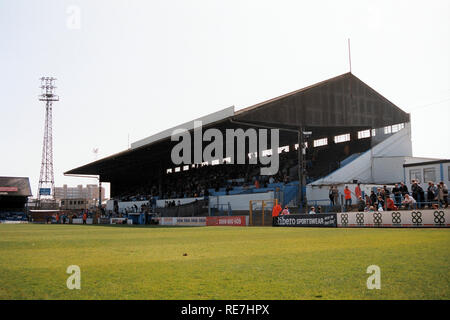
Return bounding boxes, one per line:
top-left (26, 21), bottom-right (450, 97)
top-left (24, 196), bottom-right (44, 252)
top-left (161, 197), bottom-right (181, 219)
top-left (304, 199), bottom-right (336, 213)
top-left (282, 184), bottom-right (299, 207)
top-left (157, 199), bottom-right (208, 217)
top-left (311, 191), bottom-right (448, 212)
top-left (209, 203), bottom-right (232, 216)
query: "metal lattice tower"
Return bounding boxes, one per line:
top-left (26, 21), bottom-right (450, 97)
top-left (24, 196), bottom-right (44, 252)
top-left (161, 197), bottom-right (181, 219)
top-left (37, 77), bottom-right (59, 201)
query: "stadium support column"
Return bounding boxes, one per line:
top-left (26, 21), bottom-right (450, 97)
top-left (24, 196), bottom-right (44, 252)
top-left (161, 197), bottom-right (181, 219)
top-left (297, 128), bottom-right (306, 212)
top-left (98, 180), bottom-right (102, 209)
top-left (158, 160), bottom-right (163, 197)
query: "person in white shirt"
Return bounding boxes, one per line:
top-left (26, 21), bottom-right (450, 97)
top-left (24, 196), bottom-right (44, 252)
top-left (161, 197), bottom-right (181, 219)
top-left (402, 194), bottom-right (416, 209)
top-left (308, 207), bottom-right (316, 214)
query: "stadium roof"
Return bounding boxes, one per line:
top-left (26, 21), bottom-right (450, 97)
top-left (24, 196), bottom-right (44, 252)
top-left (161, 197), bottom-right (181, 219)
top-left (131, 106), bottom-right (235, 150)
top-left (0, 177), bottom-right (32, 197)
top-left (65, 72), bottom-right (410, 180)
top-left (403, 159), bottom-right (450, 168)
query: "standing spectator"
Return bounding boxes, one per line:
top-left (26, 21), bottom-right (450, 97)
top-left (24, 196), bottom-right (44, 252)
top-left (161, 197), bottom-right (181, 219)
top-left (376, 196), bottom-right (385, 211)
top-left (427, 181), bottom-right (437, 208)
top-left (329, 186), bottom-right (334, 206)
top-left (355, 183), bottom-right (362, 200)
top-left (376, 187), bottom-right (382, 198)
top-left (437, 182), bottom-right (448, 208)
top-left (370, 191), bottom-right (377, 206)
top-left (411, 179), bottom-right (418, 200)
top-left (365, 194), bottom-right (372, 208)
top-left (55, 213), bottom-right (60, 224)
top-left (332, 185), bottom-right (339, 206)
top-left (271, 202), bottom-right (282, 226)
top-left (344, 186), bottom-right (352, 211)
top-left (308, 207), bottom-right (316, 214)
top-left (392, 183), bottom-right (402, 207)
top-left (357, 196), bottom-right (365, 212)
top-left (418, 182), bottom-right (425, 208)
top-left (272, 202), bottom-right (282, 219)
top-left (439, 181), bottom-right (448, 208)
top-left (379, 188), bottom-right (386, 202)
top-left (411, 180), bottom-right (424, 208)
top-left (399, 182), bottom-right (409, 196)
top-left (82, 211), bottom-right (87, 225)
top-left (383, 185), bottom-right (391, 197)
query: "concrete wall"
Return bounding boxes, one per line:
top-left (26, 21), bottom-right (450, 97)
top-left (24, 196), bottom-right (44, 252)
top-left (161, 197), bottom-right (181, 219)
top-left (372, 157), bottom-right (410, 184)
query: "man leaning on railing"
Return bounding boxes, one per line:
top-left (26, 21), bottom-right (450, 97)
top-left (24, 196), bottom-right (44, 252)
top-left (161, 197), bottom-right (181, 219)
top-left (401, 194), bottom-right (416, 210)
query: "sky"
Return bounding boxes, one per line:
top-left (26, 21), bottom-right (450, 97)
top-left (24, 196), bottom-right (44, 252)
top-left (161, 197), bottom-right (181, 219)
top-left (0, 0), bottom-right (449, 199)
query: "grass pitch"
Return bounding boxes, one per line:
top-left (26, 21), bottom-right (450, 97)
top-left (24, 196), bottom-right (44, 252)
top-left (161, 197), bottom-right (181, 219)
top-left (0, 224), bottom-right (449, 300)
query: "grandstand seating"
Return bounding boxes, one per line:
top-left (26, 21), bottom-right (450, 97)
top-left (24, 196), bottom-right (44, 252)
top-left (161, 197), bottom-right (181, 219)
top-left (108, 132), bottom-right (405, 216)
top-left (0, 211), bottom-right (27, 221)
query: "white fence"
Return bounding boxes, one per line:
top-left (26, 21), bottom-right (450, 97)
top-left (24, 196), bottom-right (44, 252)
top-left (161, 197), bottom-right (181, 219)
top-left (337, 209), bottom-right (450, 227)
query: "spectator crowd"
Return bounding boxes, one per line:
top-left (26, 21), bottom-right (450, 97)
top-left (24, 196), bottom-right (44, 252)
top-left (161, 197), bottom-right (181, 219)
top-left (114, 149), bottom-right (297, 202)
top-left (325, 180), bottom-right (448, 213)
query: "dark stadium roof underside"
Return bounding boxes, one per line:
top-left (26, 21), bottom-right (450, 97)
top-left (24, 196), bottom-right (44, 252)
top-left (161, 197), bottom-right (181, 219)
top-left (0, 177), bottom-right (32, 197)
top-left (65, 72), bottom-right (410, 180)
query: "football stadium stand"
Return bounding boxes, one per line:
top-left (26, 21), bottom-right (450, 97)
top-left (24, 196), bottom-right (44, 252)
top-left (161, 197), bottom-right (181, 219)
top-left (65, 72), bottom-right (447, 218)
top-left (0, 177), bottom-right (32, 223)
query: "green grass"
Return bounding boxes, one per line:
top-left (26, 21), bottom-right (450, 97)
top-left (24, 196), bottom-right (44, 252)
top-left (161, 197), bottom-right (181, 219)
top-left (0, 224), bottom-right (449, 300)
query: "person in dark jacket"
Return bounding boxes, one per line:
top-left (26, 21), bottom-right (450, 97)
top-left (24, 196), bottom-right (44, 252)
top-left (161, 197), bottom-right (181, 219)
top-left (383, 185), bottom-right (391, 197)
top-left (411, 180), bottom-right (424, 209)
top-left (427, 181), bottom-right (437, 208)
top-left (392, 183), bottom-right (402, 207)
top-left (376, 196), bottom-right (385, 211)
top-left (370, 191), bottom-right (377, 206)
top-left (357, 196), bottom-right (365, 212)
top-left (329, 186), bottom-right (334, 206)
top-left (439, 181), bottom-right (448, 208)
top-left (399, 182), bottom-right (409, 196)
